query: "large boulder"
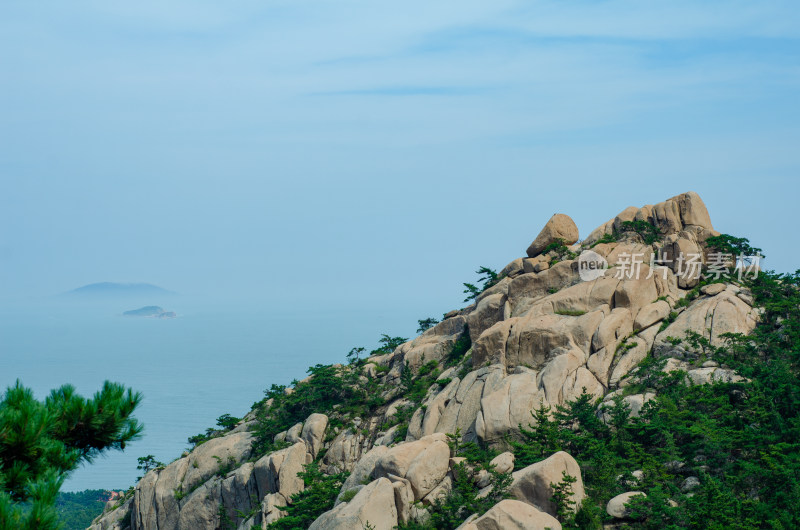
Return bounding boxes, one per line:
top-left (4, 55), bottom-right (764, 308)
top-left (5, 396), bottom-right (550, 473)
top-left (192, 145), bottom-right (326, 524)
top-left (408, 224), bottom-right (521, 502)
top-left (323, 429), bottom-right (364, 474)
top-left (176, 479), bottom-right (222, 530)
top-left (606, 491), bottom-right (646, 519)
top-left (372, 433), bottom-right (450, 500)
top-left (309, 478), bottom-right (398, 530)
top-left (490, 452), bottom-right (515, 474)
top-left (584, 192), bottom-right (712, 247)
top-left (473, 310), bottom-right (604, 371)
top-left (508, 451), bottom-right (585, 517)
top-left (655, 290), bottom-right (757, 348)
top-left (634, 300), bottom-right (671, 331)
top-left (674, 191), bottom-right (713, 230)
top-left (526, 214), bottom-right (579, 258)
top-left (476, 371), bottom-right (545, 444)
top-left (408, 365), bottom-right (506, 443)
top-left (466, 293), bottom-right (508, 344)
top-left (394, 316), bottom-right (468, 374)
top-left (507, 261), bottom-right (580, 317)
top-left (302, 413), bottom-right (329, 458)
top-left (460, 499), bottom-right (562, 530)
top-left (253, 441), bottom-right (308, 501)
top-left (220, 462), bottom-right (259, 526)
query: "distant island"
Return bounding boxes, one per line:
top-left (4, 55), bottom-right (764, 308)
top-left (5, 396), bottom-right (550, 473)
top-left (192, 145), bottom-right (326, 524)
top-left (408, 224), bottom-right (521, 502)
top-left (64, 282), bottom-right (174, 298)
top-left (122, 306), bottom-right (176, 319)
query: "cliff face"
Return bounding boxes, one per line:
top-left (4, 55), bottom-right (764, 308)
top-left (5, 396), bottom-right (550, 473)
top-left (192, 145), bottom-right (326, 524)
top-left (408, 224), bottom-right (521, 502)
top-left (91, 192), bottom-right (760, 530)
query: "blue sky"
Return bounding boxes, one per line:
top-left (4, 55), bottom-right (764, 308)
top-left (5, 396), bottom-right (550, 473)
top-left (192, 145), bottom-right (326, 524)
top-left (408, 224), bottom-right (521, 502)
top-left (1, 0), bottom-right (799, 310)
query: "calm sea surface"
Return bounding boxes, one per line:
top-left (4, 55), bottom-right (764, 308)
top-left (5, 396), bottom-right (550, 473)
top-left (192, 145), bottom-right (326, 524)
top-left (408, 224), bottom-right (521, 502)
top-left (0, 297), bottom-right (410, 491)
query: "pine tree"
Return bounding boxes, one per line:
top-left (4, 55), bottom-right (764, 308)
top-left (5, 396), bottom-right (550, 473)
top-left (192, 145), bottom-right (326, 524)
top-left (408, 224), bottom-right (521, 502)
top-left (0, 380), bottom-right (142, 529)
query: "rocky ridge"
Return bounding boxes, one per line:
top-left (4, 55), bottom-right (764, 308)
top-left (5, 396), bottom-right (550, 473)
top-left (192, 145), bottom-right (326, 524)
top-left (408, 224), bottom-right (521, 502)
top-left (91, 192), bottom-right (760, 530)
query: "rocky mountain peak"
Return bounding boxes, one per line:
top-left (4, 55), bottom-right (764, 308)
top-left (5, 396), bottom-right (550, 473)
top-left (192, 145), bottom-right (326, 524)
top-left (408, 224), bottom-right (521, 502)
top-left (92, 191), bottom-right (762, 530)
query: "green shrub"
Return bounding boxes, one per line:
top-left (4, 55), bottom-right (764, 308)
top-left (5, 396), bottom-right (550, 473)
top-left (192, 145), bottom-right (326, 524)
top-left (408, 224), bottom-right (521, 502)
top-left (340, 489), bottom-right (358, 503)
top-left (504, 268), bottom-right (800, 529)
top-left (591, 232), bottom-right (618, 247)
top-left (550, 471), bottom-right (578, 525)
top-left (554, 309), bottom-right (587, 317)
top-left (446, 332), bottom-right (472, 367)
top-left (265, 462), bottom-right (348, 529)
top-left (399, 433), bottom-right (511, 529)
top-left (136, 455), bottom-right (164, 479)
top-left (659, 311), bottom-right (678, 332)
top-left (463, 266), bottom-right (500, 302)
top-left (705, 234), bottom-right (763, 259)
top-left (544, 238), bottom-right (579, 265)
top-left (619, 220), bottom-right (662, 244)
top-left (251, 362), bottom-right (381, 456)
top-left (417, 317), bottom-right (440, 334)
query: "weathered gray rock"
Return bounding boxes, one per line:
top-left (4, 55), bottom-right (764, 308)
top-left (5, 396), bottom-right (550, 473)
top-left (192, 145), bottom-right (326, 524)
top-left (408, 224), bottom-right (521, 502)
top-left (507, 261), bottom-right (580, 317)
top-left (410, 364), bottom-right (507, 443)
top-left (474, 309), bottom-right (604, 372)
top-left (606, 491), bottom-right (646, 519)
top-left (422, 474), bottom-right (453, 505)
top-left (129, 431), bottom-right (254, 530)
top-left (681, 476), bottom-right (701, 492)
top-left (592, 308), bottom-right (633, 352)
top-left (405, 438), bottom-right (450, 500)
top-left (674, 191), bottom-right (713, 230)
top-left (395, 317), bottom-right (468, 374)
top-left (476, 371), bottom-right (544, 444)
top-left (609, 324), bottom-right (660, 388)
top-left (687, 367), bottom-right (744, 385)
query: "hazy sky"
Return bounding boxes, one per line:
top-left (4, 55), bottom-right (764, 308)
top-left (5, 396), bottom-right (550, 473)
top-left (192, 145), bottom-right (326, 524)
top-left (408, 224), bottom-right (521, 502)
top-left (2, 1), bottom-right (799, 313)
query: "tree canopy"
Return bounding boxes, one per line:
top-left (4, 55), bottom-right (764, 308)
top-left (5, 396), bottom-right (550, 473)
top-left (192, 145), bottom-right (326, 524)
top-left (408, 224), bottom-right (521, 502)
top-left (0, 381), bottom-right (142, 529)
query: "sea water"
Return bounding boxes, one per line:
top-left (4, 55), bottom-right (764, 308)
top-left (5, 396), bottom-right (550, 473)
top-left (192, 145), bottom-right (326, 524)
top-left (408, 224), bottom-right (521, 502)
top-left (0, 297), bottom-right (411, 491)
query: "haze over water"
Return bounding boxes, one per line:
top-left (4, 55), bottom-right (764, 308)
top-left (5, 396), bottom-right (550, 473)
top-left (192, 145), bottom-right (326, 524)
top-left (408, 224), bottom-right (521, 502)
top-left (0, 294), bottom-right (421, 491)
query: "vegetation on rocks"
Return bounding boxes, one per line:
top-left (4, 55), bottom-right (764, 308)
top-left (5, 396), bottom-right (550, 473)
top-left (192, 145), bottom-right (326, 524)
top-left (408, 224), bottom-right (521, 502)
top-left (619, 220), bottom-right (662, 245)
top-left (544, 238), bottom-right (579, 265)
top-left (398, 433), bottom-right (512, 530)
top-left (89, 194), bottom-right (800, 530)
top-left (251, 333), bottom-right (415, 457)
top-left (506, 265), bottom-right (800, 529)
top-left (264, 462), bottom-right (348, 529)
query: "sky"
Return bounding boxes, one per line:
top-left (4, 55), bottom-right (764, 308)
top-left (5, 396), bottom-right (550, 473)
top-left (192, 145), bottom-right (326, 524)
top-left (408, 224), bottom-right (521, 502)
top-left (1, 0), bottom-right (799, 312)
